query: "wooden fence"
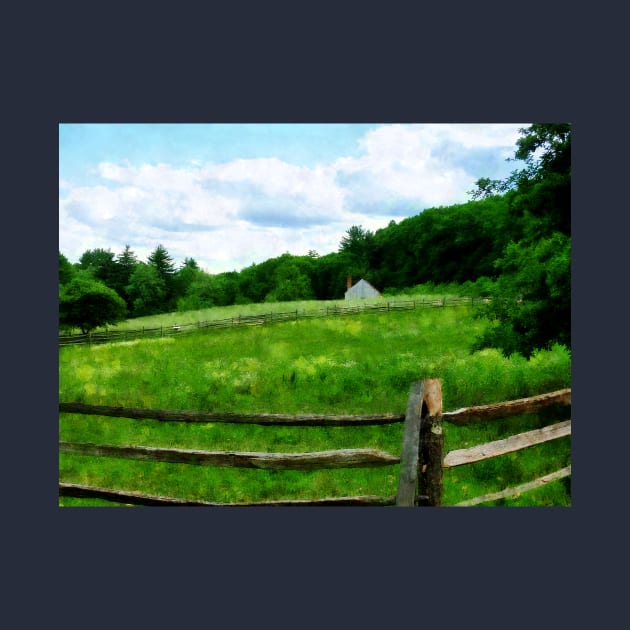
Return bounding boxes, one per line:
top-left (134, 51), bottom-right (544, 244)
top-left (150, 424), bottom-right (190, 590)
top-left (58, 297), bottom-right (481, 347)
top-left (59, 381), bottom-right (571, 507)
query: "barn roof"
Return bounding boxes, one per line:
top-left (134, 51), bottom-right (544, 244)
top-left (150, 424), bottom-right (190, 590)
top-left (344, 278), bottom-right (381, 299)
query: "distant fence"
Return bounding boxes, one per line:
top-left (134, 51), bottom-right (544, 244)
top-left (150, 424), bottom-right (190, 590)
top-left (58, 381), bottom-right (571, 506)
top-left (58, 297), bottom-right (483, 347)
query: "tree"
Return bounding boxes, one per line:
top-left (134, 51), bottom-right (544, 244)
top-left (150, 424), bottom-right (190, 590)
top-left (147, 244), bottom-right (176, 310)
top-left (126, 264), bottom-right (167, 316)
top-left (177, 271), bottom-right (216, 311)
top-left (147, 244), bottom-right (176, 280)
top-left (172, 257), bottom-right (201, 304)
top-left (212, 272), bottom-right (241, 306)
top-left (470, 123), bottom-right (570, 239)
top-left (471, 124), bottom-right (571, 357)
top-left (78, 248), bottom-right (118, 287)
top-left (338, 225), bottom-right (375, 283)
top-left (59, 252), bottom-right (76, 286)
top-left (238, 262), bottom-right (274, 304)
top-left (473, 234), bottom-right (570, 358)
top-left (265, 255), bottom-right (314, 302)
top-left (339, 225), bottom-right (374, 257)
top-left (59, 272), bottom-right (127, 334)
top-left (112, 245), bottom-right (139, 309)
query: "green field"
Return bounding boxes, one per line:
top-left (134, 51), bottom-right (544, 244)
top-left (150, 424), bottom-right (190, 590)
top-left (59, 297), bottom-right (571, 507)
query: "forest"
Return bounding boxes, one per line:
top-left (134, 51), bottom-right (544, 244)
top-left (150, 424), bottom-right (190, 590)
top-left (59, 123), bottom-right (570, 359)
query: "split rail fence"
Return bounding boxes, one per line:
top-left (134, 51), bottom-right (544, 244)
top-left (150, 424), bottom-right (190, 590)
top-left (59, 297), bottom-right (483, 347)
top-left (59, 381), bottom-right (571, 507)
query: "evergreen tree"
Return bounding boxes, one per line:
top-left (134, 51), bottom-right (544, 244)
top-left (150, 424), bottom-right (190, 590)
top-left (147, 244), bottom-right (176, 309)
top-left (113, 245), bottom-right (139, 308)
top-left (147, 244), bottom-right (176, 280)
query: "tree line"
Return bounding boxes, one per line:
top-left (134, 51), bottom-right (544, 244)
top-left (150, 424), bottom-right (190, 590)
top-left (59, 124), bottom-right (570, 358)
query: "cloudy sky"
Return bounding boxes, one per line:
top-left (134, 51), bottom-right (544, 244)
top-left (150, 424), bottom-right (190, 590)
top-left (59, 123), bottom-right (527, 274)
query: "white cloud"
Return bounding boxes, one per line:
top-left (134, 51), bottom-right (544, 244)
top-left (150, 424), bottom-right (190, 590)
top-left (199, 158), bottom-right (347, 224)
top-left (59, 123), bottom-right (526, 273)
top-left (333, 123), bottom-right (523, 211)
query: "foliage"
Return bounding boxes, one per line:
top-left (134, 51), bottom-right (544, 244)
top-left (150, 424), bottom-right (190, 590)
top-left (59, 271), bottom-right (127, 334)
top-left (470, 124), bottom-right (571, 357)
top-left (146, 244), bottom-right (176, 308)
top-left (176, 271), bottom-right (216, 311)
top-left (338, 225), bottom-right (374, 278)
top-left (59, 251), bottom-right (76, 286)
top-left (78, 248), bottom-right (118, 288)
top-left (125, 263), bottom-right (166, 317)
top-left (368, 195), bottom-right (517, 290)
top-left (147, 243), bottom-right (176, 280)
top-left (172, 257), bottom-right (201, 303)
top-left (264, 255), bottom-right (315, 302)
top-left (112, 245), bottom-right (139, 308)
top-left (473, 233), bottom-right (571, 358)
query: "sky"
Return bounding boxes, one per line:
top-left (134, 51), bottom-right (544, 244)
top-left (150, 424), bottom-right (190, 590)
top-left (59, 123), bottom-right (528, 274)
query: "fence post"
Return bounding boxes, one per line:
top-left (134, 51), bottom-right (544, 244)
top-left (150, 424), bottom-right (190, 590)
top-left (418, 379), bottom-right (444, 506)
top-left (396, 381), bottom-right (425, 506)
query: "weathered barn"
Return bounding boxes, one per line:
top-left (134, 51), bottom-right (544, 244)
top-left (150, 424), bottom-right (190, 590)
top-left (344, 278), bottom-right (381, 300)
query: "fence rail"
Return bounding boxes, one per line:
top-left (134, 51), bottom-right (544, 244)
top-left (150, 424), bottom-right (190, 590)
top-left (59, 442), bottom-right (400, 470)
top-left (58, 402), bottom-right (405, 426)
top-left (59, 382), bottom-right (571, 507)
top-left (58, 482), bottom-right (396, 507)
top-left (59, 297), bottom-right (483, 346)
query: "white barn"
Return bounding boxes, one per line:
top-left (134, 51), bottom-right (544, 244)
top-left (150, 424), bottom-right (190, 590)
top-left (344, 278), bottom-right (381, 300)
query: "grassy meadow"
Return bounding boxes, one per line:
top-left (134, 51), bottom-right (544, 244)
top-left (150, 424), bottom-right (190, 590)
top-left (59, 295), bottom-right (572, 507)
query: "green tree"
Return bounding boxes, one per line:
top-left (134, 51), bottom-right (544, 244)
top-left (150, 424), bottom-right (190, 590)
top-left (146, 244), bottom-right (176, 310)
top-left (112, 245), bottom-right (139, 309)
top-left (339, 225), bottom-right (374, 271)
top-left (471, 124), bottom-right (571, 357)
top-left (78, 248), bottom-right (118, 287)
top-left (59, 252), bottom-right (76, 286)
top-left (147, 244), bottom-right (176, 280)
top-left (177, 271), bottom-right (216, 311)
top-left (473, 233), bottom-right (570, 358)
top-left (212, 272), bottom-right (241, 306)
top-left (265, 255), bottom-right (314, 302)
top-left (471, 123), bottom-right (570, 238)
top-left (172, 257), bottom-right (201, 304)
top-left (238, 261), bottom-right (274, 304)
top-left (59, 271), bottom-right (127, 334)
top-left (126, 264), bottom-right (167, 316)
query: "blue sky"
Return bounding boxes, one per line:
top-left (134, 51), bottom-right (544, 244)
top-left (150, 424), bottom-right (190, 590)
top-left (59, 123), bottom-right (527, 273)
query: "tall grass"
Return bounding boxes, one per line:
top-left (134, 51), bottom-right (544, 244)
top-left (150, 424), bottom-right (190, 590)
top-left (59, 300), bottom-right (571, 506)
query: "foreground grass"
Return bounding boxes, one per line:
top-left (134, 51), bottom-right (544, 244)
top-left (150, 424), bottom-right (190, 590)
top-left (59, 303), bottom-right (571, 506)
